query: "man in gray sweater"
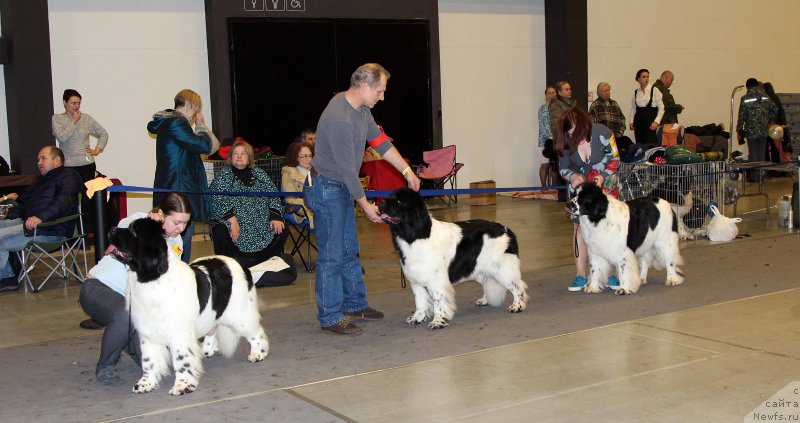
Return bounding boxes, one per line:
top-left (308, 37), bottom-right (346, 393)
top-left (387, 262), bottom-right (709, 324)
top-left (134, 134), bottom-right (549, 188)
top-left (308, 63), bottom-right (420, 336)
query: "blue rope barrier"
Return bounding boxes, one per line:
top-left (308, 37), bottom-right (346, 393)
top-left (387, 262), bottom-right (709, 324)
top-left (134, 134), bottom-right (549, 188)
top-left (105, 184), bottom-right (567, 198)
top-left (104, 159), bottom-right (799, 198)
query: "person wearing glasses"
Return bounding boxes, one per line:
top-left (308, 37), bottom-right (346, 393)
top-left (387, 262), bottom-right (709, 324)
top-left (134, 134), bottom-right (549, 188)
top-left (209, 139), bottom-right (287, 268)
top-left (282, 141), bottom-right (315, 228)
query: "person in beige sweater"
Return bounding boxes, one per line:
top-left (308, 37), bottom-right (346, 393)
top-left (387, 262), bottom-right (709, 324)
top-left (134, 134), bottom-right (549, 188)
top-left (281, 141), bottom-right (314, 228)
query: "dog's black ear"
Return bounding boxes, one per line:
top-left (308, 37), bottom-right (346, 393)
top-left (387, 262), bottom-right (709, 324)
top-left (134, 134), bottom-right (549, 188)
top-left (396, 188), bottom-right (432, 241)
top-left (578, 183), bottom-right (609, 224)
top-left (131, 219), bottom-right (170, 282)
top-left (407, 190), bottom-right (428, 221)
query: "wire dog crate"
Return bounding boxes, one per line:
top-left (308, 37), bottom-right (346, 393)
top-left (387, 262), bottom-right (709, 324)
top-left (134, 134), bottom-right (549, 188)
top-left (617, 161), bottom-right (727, 239)
top-left (203, 157), bottom-right (284, 187)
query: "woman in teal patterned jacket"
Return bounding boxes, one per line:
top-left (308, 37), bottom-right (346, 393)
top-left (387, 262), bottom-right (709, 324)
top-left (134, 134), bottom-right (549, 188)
top-left (209, 140), bottom-right (287, 268)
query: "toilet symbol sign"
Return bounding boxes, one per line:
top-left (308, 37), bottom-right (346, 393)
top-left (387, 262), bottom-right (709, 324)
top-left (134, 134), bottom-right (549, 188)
top-left (265, 0), bottom-right (285, 11)
top-left (246, 0), bottom-right (305, 12)
top-left (244, 0), bottom-right (264, 11)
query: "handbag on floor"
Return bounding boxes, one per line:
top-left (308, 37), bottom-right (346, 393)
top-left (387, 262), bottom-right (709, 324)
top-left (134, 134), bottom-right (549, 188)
top-left (707, 205), bottom-right (742, 242)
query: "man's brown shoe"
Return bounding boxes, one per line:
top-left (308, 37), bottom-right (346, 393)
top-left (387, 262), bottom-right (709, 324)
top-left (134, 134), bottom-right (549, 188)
top-left (345, 306), bottom-right (384, 321)
top-left (321, 318), bottom-right (363, 336)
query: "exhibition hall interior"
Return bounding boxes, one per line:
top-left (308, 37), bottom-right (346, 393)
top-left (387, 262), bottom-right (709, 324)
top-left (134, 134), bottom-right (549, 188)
top-left (0, 1), bottom-right (798, 421)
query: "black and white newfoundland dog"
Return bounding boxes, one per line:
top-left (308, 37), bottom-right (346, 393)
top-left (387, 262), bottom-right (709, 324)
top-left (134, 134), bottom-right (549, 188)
top-left (379, 188), bottom-right (528, 329)
top-left (568, 182), bottom-right (684, 295)
top-left (107, 218), bottom-right (269, 396)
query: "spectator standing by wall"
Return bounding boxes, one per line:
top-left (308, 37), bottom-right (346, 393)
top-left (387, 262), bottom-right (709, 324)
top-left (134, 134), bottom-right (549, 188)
top-left (549, 81), bottom-right (577, 137)
top-left (589, 82), bottom-right (626, 138)
top-left (538, 85), bottom-right (557, 186)
top-left (653, 71), bottom-right (683, 125)
top-left (52, 89), bottom-right (109, 233)
top-left (629, 69), bottom-right (664, 145)
top-left (737, 78), bottom-right (777, 180)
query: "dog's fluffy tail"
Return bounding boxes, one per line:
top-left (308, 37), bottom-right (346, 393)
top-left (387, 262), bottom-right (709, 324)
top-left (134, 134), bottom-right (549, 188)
top-left (483, 278), bottom-right (508, 307)
top-left (215, 325), bottom-right (241, 358)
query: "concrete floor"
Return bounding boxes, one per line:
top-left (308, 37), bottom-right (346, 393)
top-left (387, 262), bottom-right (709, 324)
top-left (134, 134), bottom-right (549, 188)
top-left (0, 174), bottom-right (798, 422)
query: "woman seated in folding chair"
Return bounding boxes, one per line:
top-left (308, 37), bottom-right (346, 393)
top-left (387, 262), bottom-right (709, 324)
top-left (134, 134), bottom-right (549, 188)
top-left (79, 192), bottom-right (192, 385)
top-left (209, 139), bottom-right (288, 269)
top-left (281, 141), bottom-right (314, 228)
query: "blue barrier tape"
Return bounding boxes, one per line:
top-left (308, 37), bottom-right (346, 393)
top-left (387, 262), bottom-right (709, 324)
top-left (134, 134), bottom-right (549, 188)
top-left (103, 159), bottom-right (799, 198)
top-left (105, 184), bottom-right (566, 198)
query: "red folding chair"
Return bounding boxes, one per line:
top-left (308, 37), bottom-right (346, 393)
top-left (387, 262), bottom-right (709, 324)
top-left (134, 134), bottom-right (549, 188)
top-left (415, 145), bottom-right (464, 206)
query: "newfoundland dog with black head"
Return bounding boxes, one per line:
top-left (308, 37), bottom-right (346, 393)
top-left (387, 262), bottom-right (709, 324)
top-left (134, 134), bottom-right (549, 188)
top-left (379, 188), bottom-right (528, 329)
top-left (107, 218), bottom-right (269, 396)
top-left (567, 182), bottom-right (684, 295)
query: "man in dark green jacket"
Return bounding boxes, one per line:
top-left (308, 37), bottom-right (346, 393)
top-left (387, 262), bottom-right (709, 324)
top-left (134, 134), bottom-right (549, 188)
top-left (654, 70), bottom-right (684, 125)
top-left (549, 81), bottom-right (578, 136)
top-left (737, 78), bottom-right (777, 181)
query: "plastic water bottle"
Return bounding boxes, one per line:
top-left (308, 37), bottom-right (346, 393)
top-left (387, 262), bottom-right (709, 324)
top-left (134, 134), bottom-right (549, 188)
top-left (778, 195), bottom-right (791, 227)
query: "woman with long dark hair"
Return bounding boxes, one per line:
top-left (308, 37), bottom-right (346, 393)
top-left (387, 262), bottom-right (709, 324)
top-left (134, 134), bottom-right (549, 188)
top-left (555, 107), bottom-right (620, 292)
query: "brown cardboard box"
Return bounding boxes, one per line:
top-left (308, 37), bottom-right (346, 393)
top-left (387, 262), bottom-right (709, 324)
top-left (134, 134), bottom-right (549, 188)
top-left (470, 180), bottom-right (496, 206)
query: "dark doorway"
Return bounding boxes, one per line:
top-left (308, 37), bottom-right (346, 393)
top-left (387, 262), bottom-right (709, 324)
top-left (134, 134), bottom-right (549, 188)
top-left (229, 18), bottom-right (433, 163)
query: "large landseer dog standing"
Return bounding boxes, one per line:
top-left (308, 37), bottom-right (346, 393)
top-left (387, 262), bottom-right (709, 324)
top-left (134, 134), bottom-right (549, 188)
top-left (379, 188), bottom-right (528, 329)
top-left (107, 218), bottom-right (269, 396)
top-left (568, 182), bottom-right (684, 294)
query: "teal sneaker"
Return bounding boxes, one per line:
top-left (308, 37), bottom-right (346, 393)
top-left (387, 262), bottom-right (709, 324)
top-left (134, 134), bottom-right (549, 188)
top-left (568, 276), bottom-right (587, 292)
top-left (607, 275), bottom-right (620, 290)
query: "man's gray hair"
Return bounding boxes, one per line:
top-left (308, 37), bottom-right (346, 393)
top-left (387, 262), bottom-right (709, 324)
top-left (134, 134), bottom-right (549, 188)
top-left (350, 63), bottom-right (391, 88)
top-left (555, 80), bottom-right (571, 93)
top-left (596, 82), bottom-right (611, 92)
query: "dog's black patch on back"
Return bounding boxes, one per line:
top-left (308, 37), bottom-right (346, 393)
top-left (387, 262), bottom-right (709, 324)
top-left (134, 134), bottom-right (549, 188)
top-left (625, 196), bottom-right (661, 251)
top-left (191, 258), bottom-right (233, 319)
top-left (671, 209), bottom-right (678, 233)
top-left (449, 220), bottom-right (510, 282)
top-left (192, 266), bottom-right (212, 315)
top-left (504, 227), bottom-right (519, 256)
top-left (243, 266), bottom-right (254, 290)
top-left (576, 183), bottom-right (609, 224)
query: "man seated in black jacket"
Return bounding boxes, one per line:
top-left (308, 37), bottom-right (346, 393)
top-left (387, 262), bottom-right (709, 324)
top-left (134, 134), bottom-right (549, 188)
top-left (0, 146), bottom-right (82, 291)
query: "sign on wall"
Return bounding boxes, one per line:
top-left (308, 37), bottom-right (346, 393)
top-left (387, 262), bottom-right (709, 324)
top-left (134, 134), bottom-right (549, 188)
top-left (244, 0), bottom-right (306, 12)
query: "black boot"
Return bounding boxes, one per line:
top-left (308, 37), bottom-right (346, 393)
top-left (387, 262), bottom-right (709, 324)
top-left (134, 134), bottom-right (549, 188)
top-left (0, 276), bottom-right (19, 292)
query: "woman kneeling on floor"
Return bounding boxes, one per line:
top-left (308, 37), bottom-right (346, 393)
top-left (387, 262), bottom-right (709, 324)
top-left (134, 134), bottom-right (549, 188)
top-left (79, 192), bottom-right (192, 385)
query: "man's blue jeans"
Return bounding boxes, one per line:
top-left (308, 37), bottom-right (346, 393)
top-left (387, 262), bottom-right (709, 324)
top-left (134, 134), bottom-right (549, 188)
top-left (306, 174), bottom-right (368, 327)
top-left (0, 218), bottom-right (64, 278)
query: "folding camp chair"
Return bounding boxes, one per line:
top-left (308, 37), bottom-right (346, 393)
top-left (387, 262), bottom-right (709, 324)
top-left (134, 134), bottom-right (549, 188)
top-left (415, 145), bottom-right (464, 206)
top-left (16, 198), bottom-right (88, 292)
top-left (283, 203), bottom-right (316, 272)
